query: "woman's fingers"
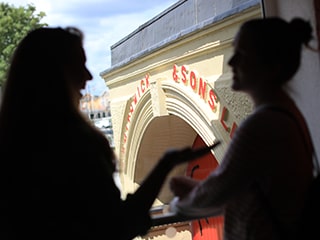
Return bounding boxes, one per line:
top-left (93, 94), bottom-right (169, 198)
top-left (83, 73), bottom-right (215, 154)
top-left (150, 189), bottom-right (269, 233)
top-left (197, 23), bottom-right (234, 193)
top-left (170, 176), bottom-right (199, 199)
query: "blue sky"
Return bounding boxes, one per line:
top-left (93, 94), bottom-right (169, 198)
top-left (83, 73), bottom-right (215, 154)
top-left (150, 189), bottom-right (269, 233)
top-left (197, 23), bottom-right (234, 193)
top-left (8, 0), bottom-right (178, 96)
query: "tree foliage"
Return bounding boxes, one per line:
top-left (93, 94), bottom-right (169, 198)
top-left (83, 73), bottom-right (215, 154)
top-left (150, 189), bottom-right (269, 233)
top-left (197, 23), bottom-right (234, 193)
top-left (0, 3), bottom-right (47, 86)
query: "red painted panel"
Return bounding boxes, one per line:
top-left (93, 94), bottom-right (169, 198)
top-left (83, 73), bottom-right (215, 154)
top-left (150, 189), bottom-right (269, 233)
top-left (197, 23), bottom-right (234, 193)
top-left (186, 135), bottom-right (224, 240)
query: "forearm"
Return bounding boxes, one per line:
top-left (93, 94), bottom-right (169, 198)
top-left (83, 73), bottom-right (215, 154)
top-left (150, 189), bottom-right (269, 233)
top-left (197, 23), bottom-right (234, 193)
top-left (131, 144), bottom-right (217, 212)
top-left (133, 157), bottom-right (173, 212)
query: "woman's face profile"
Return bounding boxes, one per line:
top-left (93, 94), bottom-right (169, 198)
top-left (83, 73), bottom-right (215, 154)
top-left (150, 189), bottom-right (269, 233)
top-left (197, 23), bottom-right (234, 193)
top-left (228, 29), bottom-right (270, 93)
top-left (64, 44), bottom-right (93, 97)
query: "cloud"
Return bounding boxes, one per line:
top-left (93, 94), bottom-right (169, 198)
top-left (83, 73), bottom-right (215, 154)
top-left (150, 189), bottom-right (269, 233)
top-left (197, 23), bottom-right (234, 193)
top-left (8, 0), bottom-right (178, 95)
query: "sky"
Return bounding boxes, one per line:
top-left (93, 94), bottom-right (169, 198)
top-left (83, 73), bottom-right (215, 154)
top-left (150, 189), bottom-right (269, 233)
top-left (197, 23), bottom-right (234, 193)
top-left (7, 0), bottom-right (178, 96)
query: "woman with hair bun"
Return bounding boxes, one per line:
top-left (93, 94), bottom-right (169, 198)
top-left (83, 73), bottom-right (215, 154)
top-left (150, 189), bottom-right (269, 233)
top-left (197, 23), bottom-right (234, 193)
top-left (170, 17), bottom-right (316, 240)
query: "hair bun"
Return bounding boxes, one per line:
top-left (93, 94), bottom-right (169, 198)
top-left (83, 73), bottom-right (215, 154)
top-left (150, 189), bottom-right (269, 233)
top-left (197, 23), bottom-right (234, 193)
top-left (290, 18), bottom-right (313, 45)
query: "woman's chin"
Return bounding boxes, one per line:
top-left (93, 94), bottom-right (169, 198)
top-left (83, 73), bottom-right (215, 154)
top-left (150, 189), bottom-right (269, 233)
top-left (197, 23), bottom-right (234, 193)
top-left (231, 83), bottom-right (241, 91)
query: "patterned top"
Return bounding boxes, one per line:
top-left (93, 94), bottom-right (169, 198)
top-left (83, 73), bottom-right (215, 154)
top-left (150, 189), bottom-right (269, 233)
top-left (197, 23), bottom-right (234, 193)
top-left (181, 103), bottom-right (314, 240)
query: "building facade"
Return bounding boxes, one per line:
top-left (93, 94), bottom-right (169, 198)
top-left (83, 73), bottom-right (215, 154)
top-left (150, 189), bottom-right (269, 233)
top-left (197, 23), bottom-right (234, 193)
top-left (101, 1), bottom-right (261, 239)
top-left (100, 0), bottom-right (320, 239)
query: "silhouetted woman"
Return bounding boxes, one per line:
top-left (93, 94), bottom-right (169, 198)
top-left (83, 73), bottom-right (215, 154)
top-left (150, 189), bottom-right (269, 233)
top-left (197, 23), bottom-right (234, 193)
top-left (170, 17), bottom-right (316, 240)
top-left (0, 27), bottom-right (203, 240)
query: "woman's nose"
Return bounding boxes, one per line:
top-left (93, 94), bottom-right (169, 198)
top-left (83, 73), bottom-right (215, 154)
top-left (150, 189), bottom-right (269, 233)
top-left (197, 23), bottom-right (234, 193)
top-left (86, 68), bottom-right (93, 81)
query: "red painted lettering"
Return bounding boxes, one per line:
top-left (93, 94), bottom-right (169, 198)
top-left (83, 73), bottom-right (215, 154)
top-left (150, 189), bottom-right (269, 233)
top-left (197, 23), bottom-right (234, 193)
top-left (122, 73), bottom-right (152, 155)
top-left (190, 70), bottom-right (197, 90)
top-left (123, 133), bottom-right (127, 143)
top-left (121, 146), bottom-right (125, 154)
top-left (220, 107), bottom-right (230, 132)
top-left (133, 94), bottom-right (138, 105)
top-left (145, 74), bottom-right (150, 87)
top-left (208, 89), bottom-right (217, 111)
top-left (140, 80), bottom-right (145, 94)
top-left (230, 122), bottom-right (237, 138)
top-left (137, 85), bottom-right (141, 98)
top-left (181, 65), bottom-right (188, 84)
top-left (173, 64), bottom-right (179, 82)
top-left (198, 77), bottom-right (206, 99)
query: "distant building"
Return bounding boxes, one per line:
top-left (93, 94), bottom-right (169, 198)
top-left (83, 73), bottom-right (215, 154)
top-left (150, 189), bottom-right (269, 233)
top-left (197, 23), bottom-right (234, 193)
top-left (80, 90), bottom-right (110, 120)
top-left (80, 90), bottom-right (114, 148)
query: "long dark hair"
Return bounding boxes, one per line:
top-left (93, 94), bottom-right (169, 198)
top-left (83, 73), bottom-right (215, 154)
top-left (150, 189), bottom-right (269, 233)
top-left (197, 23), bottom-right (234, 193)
top-left (0, 27), bottom-right (116, 171)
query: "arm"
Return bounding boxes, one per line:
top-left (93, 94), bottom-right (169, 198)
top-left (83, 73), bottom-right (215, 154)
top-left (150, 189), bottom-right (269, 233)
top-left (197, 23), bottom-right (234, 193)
top-left (174, 122), bottom-right (261, 210)
top-left (132, 142), bottom-right (220, 212)
top-left (173, 108), bottom-right (308, 212)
